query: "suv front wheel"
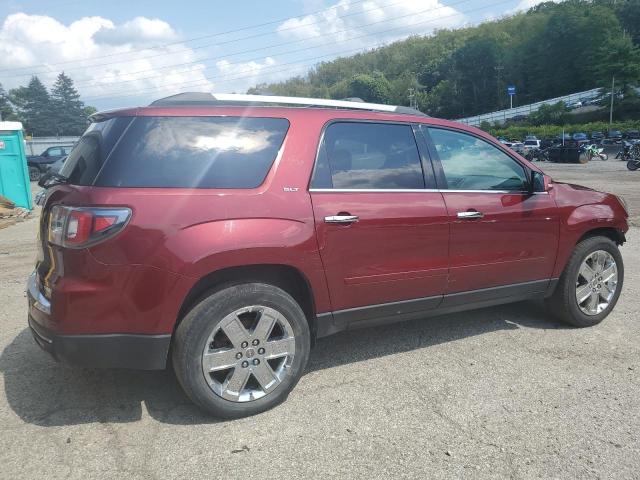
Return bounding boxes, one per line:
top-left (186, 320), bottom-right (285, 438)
top-left (547, 236), bottom-right (624, 327)
top-left (172, 283), bottom-right (310, 418)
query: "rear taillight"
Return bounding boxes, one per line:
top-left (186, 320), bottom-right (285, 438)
top-left (48, 206), bottom-right (131, 248)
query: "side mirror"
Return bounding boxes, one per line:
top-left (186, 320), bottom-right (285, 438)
top-left (530, 170), bottom-right (553, 193)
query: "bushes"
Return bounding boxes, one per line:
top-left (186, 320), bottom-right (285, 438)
top-left (483, 120), bottom-right (640, 140)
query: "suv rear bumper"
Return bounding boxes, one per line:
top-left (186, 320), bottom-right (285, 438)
top-left (27, 272), bottom-right (171, 370)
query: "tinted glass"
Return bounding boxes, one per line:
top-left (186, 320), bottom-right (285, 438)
top-left (311, 122), bottom-right (424, 189)
top-left (427, 127), bottom-right (528, 191)
top-left (48, 147), bottom-right (62, 156)
top-left (60, 117), bottom-right (132, 186)
top-left (96, 117), bottom-right (289, 189)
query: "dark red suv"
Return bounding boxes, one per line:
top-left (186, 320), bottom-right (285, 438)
top-left (28, 93), bottom-right (628, 417)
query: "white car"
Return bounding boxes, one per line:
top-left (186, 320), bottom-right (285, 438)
top-left (524, 139), bottom-right (541, 149)
top-left (510, 142), bottom-right (525, 154)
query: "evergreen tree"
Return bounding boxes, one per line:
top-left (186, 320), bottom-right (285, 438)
top-left (0, 83), bottom-right (16, 121)
top-left (10, 76), bottom-right (54, 136)
top-left (51, 72), bottom-right (88, 135)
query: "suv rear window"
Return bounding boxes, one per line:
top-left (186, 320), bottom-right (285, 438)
top-left (60, 117), bottom-right (132, 185)
top-left (95, 116), bottom-right (289, 189)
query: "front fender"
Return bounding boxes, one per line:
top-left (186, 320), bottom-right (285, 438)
top-left (553, 202), bottom-right (628, 277)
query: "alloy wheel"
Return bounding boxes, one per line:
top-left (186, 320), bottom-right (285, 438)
top-left (201, 306), bottom-right (296, 402)
top-left (575, 250), bottom-right (618, 316)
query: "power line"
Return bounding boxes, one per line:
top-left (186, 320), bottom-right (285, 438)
top-left (0, 0), bottom-right (414, 75)
top-left (80, 0), bottom-right (512, 103)
top-left (66, 0), bottom-right (475, 90)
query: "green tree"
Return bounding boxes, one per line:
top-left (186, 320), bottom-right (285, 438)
top-left (594, 35), bottom-right (640, 93)
top-left (0, 83), bottom-right (16, 121)
top-left (83, 105), bottom-right (97, 117)
top-left (51, 72), bottom-right (88, 135)
top-left (10, 76), bottom-right (54, 136)
top-left (528, 101), bottom-right (571, 125)
top-left (342, 72), bottom-right (392, 103)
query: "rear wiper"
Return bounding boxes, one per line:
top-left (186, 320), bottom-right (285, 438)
top-left (38, 171), bottom-right (69, 188)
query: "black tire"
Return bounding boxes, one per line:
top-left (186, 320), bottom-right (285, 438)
top-left (546, 236), bottom-right (623, 327)
top-left (172, 283), bottom-right (310, 418)
top-left (28, 166), bottom-right (40, 181)
top-left (627, 160), bottom-right (640, 171)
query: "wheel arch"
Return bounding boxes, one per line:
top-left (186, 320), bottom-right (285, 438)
top-left (175, 264), bottom-right (318, 342)
top-left (576, 226), bottom-right (626, 246)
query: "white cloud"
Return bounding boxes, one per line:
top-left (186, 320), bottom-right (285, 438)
top-left (513, 0), bottom-right (559, 13)
top-left (0, 13), bottom-right (214, 108)
top-left (93, 17), bottom-right (178, 46)
top-left (276, 0), bottom-right (466, 45)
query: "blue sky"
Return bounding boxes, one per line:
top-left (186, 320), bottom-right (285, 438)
top-left (0, 0), bottom-right (545, 109)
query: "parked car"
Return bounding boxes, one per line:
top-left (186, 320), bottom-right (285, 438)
top-left (623, 130), bottom-right (640, 140)
top-left (523, 139), bottom-right (540, 149)
top-left (28, 93), bottom-right (629, 418)
top-left (608, 130), bottom-right (623, 140)
top-left (510, 142), bottom-right (525, 153)
top-left (45, 156), bottom-right (67, 175)
top-left (572, 132), bottom-right (588, 141)
top-left (590, 131), bottom-right (605, 142)
top-left (555, 133), bottom-right (572, 143)
top-left (27, 145), bottom-right (74, 181)
top-left (566, 100), bottom-right (583, 109)
top-left (540, 138), bottom-right (555, 149)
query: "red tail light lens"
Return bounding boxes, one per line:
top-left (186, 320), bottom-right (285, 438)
top-left (48, 206), bottom-right (131, 248)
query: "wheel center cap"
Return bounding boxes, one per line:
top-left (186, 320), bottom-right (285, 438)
top-left (245, 348), bottom-right (255, 358)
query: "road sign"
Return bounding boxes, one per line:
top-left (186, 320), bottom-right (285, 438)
top-left (507, 85), bottom-right (516, 96)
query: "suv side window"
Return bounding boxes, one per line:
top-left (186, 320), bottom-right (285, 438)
top-left (426, 127), bottom-right (528, 191)
top-left (311, 122), bottom-right (425, 189)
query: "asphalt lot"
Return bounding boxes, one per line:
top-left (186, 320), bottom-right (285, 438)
top-left (1, 160), bottom-right (639, 479)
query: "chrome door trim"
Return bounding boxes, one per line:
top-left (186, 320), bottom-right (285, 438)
top-left (324, 215), bottom-right (360, 224)
top-left (309, 188), bottom-right (549, 194)
top-left (457, 211), bottom-right (484, 219)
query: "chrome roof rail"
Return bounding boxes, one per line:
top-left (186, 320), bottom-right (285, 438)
top-left (149, 92), bottom-right (427, 116)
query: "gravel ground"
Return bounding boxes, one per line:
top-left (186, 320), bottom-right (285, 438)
top-left (1, 162), bottom-right (639, 479)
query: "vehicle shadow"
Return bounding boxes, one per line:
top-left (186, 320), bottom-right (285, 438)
top-left (0, 300), bottom-right (566, 426)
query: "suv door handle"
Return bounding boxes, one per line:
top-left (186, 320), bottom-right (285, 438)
top-left (457, 211), bottom-right (484, 219)
top-left (324, 215), bottom-right (359, 224)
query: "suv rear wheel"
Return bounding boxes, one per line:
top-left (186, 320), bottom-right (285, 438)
top-left (546, 236), bottom-right (623, 327)
top-left (172, 283), bottom-right (310, 418)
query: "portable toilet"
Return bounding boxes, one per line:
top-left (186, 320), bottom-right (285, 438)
top-left (0, 121), bottom-right (32, 209)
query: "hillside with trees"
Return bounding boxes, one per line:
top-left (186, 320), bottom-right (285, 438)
top-left (0, 73), bottom-right (94, 137)
top-left (248, 0), bottom-right (640, 120)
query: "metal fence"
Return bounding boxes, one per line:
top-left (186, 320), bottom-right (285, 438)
top-left (24, 136), bottom-right (80, 156)
top-left (456, 88), bottom-right (602, 127)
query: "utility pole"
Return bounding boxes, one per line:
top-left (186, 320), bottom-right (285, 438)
top-left (609, 75), bottom-right (615, 125)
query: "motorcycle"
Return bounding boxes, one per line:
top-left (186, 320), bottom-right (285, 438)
top-left (583, 144), bottom-right (608, 161)
top-left (525, 147), bottom-right (549, 162)
top-left (616, 142), bottom-right (631, 160)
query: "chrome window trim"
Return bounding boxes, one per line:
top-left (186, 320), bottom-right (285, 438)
top-left (309, 188), bottom-right (550, 194)
top-left (309, 188), bottom-right (438, 193)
